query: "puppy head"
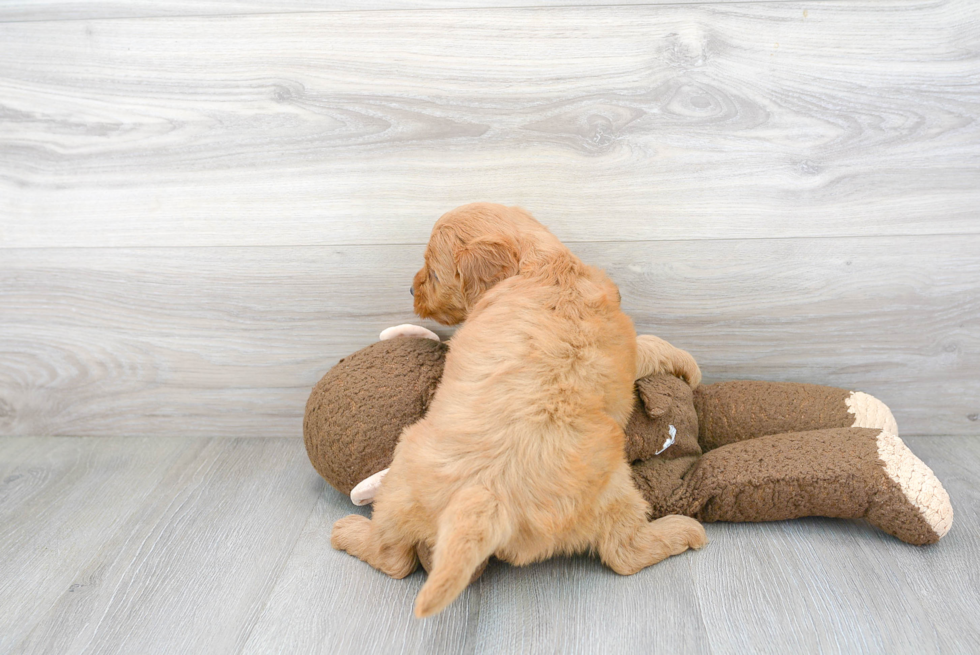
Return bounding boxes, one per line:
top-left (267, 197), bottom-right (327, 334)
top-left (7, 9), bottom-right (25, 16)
top-left (413, 203), bottom-right (547, 324)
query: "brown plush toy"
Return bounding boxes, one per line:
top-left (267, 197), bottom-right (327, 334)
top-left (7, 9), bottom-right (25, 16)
top-left (305, 326), bottom-right (953, 575)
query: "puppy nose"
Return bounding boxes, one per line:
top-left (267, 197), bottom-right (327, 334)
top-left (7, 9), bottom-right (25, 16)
top-left (410, 286), bottom-right (414, 297)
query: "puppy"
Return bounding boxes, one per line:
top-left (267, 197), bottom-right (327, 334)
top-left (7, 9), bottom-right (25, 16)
top-left (331, 203), bottom-right (705, 618)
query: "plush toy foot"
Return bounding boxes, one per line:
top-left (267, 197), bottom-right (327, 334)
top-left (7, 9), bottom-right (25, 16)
top-left (676, 427), bottom-right (953, 545)
top-left (380, 324), bottom-right (440, 341)
top-left (870, 430), bottom-right (953, 544)
top-left (845, 391), bottom-right (899, 436)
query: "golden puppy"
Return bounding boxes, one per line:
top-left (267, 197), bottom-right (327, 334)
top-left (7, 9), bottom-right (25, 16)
top-left (331, 203), bottom-right (705, 618)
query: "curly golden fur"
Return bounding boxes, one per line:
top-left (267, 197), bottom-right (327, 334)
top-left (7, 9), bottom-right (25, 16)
top-left (332, 203), bottom-right (705, 617)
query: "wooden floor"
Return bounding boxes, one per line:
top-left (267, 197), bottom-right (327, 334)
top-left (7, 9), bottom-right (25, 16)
top-left (0, 435), bottom-right (976, 654)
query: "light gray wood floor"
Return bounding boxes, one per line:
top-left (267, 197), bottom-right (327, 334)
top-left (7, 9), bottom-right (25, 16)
top-left (1, 435), bottom-right (978, 654)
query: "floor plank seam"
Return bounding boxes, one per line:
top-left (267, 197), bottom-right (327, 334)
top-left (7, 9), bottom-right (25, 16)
top-left (234, 486), bottom-right (323, 655)
top-left (4, 230), bottom-right (980, 252)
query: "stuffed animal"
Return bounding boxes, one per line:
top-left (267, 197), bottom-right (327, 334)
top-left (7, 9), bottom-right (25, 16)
top-left (305, 326), bottom-right (953, 574)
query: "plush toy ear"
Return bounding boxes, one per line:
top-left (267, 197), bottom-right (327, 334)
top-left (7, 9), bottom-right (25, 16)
top-left (455, 236), bottom-right (520, 302)
top-left (636, 376), bottom-right (674, 419)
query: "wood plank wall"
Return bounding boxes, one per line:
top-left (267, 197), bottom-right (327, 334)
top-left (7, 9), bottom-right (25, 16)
top-left (1, 0), bottom-right (978, 438)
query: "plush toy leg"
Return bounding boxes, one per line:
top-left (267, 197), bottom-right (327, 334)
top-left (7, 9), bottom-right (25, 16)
top-left (694, 381), bottom-right (897, 452)
top-left (674, 427), bottom-right (953, 545)
top-left (594, 463), bottom-right (707, 574)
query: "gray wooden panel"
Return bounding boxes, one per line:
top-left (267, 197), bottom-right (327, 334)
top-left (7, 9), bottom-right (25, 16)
top-left (850, 436), bottom-right (980, 654)
top-left (0, 435), bottom-right (46, 480)
top-left (0, 0), bottom-right (821, 23)
top-left (692, 436), bottom-right (980, 653)
top-left (12, 437), bottom-right (318, 655)
top-left (241, 489), bottom-right (479, 655)
top-left (1, 0), bottom-right (978, 248)
top-left (0, 436), bottom-right (194, 653)
top-left (244, 476), bottom-right (710, 655)
top-left (616, 236), bottom-right (980, 438)
top-left (247, 437), bottom-right (980, 654)
top-left (694, 522), bottom-right (933, 653)
top-left (473, 553), bottom-right (709, 654)
top-left (2, 436), bottom-right (977, 653)
top-left (2, 234), bottom-right (977, 438)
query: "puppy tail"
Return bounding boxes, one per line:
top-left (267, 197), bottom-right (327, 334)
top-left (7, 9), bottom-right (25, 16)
top-left (414, 486), bottom-right (508, 618)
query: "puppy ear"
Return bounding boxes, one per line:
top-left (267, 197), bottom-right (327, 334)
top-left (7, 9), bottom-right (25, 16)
top-left (636, 376), bottom-right (674, 418)
top-left (455, 236), bottom-right (520, 300)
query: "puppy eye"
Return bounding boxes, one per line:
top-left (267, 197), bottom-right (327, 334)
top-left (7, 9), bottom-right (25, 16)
top-left (430, 271), bottom-right (439, 284)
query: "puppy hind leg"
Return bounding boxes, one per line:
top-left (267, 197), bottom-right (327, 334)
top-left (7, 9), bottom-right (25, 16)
top-left (414, 485), bottom-right (510, 618)
top-left (595, 465), bottom-right (707, 575)
top-left (331, 499), bottom-right (418, 579)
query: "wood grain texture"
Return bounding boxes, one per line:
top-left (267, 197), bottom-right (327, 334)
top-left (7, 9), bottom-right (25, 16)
top-left (0, 0), bottom-right (823, 23)
top-left (1, 0), bottom-right (978, 248)
top-left (701, 430), bottom-right (980, 654)
top-left (693, 519), bottom-right (940, 653)
top-left (11, 437), bottom-right (318, 655)
top-left (241, 491), bottom-right (480, 655)
top-left (0, 436), bottom-right (194, 652)
top-left (5, 436), bottom-right (975, 654)
top-left (473, 552), bottom-right (709, 654)
top-left (2, 234), bottom-right (977, 438)
top-left (849, 436), bottom-right (980, 654)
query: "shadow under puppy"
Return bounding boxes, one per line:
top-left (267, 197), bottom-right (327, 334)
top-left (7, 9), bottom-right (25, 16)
top-left (331, 203), bottom-right (706, 617)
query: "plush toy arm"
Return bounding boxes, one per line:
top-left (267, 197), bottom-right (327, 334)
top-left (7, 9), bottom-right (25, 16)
top-left (694, 381), bottom-right (899, 452)
top-left (672, 427), bottom-right (952, 545)
top-left (350, 468), bottom-right (389, 506)
top-left (635, 335), bottom-right (701, 388)
top-left (380, 324), bottom-right (441, 341)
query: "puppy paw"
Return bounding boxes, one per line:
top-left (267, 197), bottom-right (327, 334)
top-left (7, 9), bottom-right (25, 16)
top-left (652, 514), bottom-right (708, 552)
top-left (672, 350), bottom-right (702, 388)
top-left (331, 514), bottom-right (371, 552)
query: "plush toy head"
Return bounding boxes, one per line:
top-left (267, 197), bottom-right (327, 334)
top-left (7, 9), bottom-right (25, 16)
top-left (304, 337), bottom-right (447, 496)
top-left (625, 375), bottom-right (701, 462)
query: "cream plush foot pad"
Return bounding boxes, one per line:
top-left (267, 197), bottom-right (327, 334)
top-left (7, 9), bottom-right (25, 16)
top-left (379, 324), bottom-right (440, 342)
top-left (350, 468), bottom-right (389, 506)
top-left (847, 391), bottom-right (899, 436)
top-left (848, 392), bottom-right (952, 542)
top-left (876, 431), bottom-right (953, 541)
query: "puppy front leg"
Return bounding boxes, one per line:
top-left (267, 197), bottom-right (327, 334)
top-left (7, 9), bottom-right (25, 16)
top-left (595, 464), bottom-right (707, 575)
top-left (636, 334), bottom-right (701, 388)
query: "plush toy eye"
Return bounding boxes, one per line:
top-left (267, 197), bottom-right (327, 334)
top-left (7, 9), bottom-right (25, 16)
top-left (655, 425), bottom-right (677, 455)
